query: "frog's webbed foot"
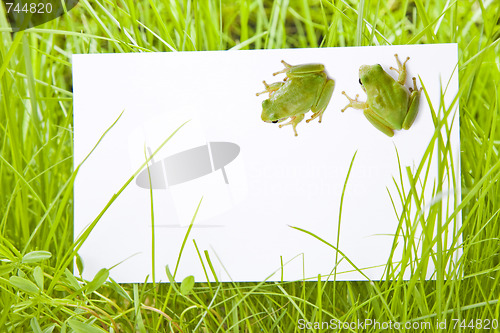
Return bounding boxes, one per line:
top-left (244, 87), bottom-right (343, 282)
top-left (273, 60), bottom-right (292, 76)
top-left (255, 81), bottom-right (271, 96)
top-left (278, 114), bottom-right (305, 136)
top-left (256, 80), bottom-right (284, 98)
top-left (341, 91), bottom-right (368, 112)
top-left (408, 77), bottom-right (422, 93)
top-left (306, 110), bottom-right (324, 123)
top-left (390, 53), bottom-right (410, 71)
top-left (389, 53), bottom-right (410, 85)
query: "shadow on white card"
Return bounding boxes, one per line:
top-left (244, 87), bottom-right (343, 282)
top-left (128, 111), bottom-right (247, 227)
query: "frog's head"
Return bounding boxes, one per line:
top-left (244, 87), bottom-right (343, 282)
top-left (261, 99), bottom-right (282, 123)
top-left (358, 64), bottom-right (384, 91)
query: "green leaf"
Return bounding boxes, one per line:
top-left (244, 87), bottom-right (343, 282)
top-left (76, 253), bottom-right (84, 276)
top-left (42, 324), bottom-right (56, 333)
top-left (0, 263), bottom-right (14, 276)
top-left (33, 266), bottom-right (44, 290)
top-left (64, 268), bottom-right (81, 291)
top-left (164, 265), bottom-right (180, 292)
top-left (180, 275), bottom-right (195, 295)
top-left (133, 284), bottom-right (146, 333)
top-left (108, 277), bottom-right (132, 302)
top-left (165, 265), bottom-right (175, 283)
top-left (9, 276), bottom-right (39, 294)
top-left (85, 268), bottom-right (109, 294)
top-left (22, 251), bottom-right (52, 264)
top-left (30, 317), bottom-right (42, 333)
top-left (67, 319), bottom-right (105, 333)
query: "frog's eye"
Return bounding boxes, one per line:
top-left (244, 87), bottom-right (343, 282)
top-left (359, 78), bottom-right (363, 86)
top-left (272, 120), bottom-right (279, 123)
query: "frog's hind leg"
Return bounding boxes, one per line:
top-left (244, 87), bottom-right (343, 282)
top-left (256, 80), bottom-right (284, 98)
top-left (279, 114), bottom-right (305, 136)
top-left (306, 109), bottom-right (324, 124)
top-left (273, 60), bottom-right (293, 76)
top-left (363, 109), bottom-right (395, 137)
top-left (402, 77), bottom-right (422, 130)
top-left (307, 78), bottom-right (335, 123)
top-left (273, 60), bottom-right (326, 77)
top-left (389, 54), bottom-right (410, 85)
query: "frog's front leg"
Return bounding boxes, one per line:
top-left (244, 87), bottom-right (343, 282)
top-left (341, 91), bottom-right (369, 112)
top-left (402, 77), bottom-right (422, 130)
top-left (307, 78), bottom-right (335, 123)
top-left (278, 114), bottom-right (305, 136)
top-left (389, 54), bottom-right (410, 85)
top-left (256, 80), bottom-right (284, 98)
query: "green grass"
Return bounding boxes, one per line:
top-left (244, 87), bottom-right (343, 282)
top-left (1, 0), bottom-right (500, 331)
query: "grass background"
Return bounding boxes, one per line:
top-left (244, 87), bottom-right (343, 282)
top-left (1, 0), bottom-right (499, 331)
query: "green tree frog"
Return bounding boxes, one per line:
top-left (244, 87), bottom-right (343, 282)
top-left (256, 60), bottom-right (335, 136)
top-left (341, 54), bottom-right (422, 137)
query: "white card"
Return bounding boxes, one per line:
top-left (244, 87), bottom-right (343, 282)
top-left (73, 45), bottom-right (460, 282)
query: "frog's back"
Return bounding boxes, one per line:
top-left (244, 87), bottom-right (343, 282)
top-left (270, 74), bottom-right (324, 118)
top-left (363, 66), bottom-right (409, 130)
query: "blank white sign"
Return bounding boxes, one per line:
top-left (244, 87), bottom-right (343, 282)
top-left (73, 44), bottom-right (460, 282)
